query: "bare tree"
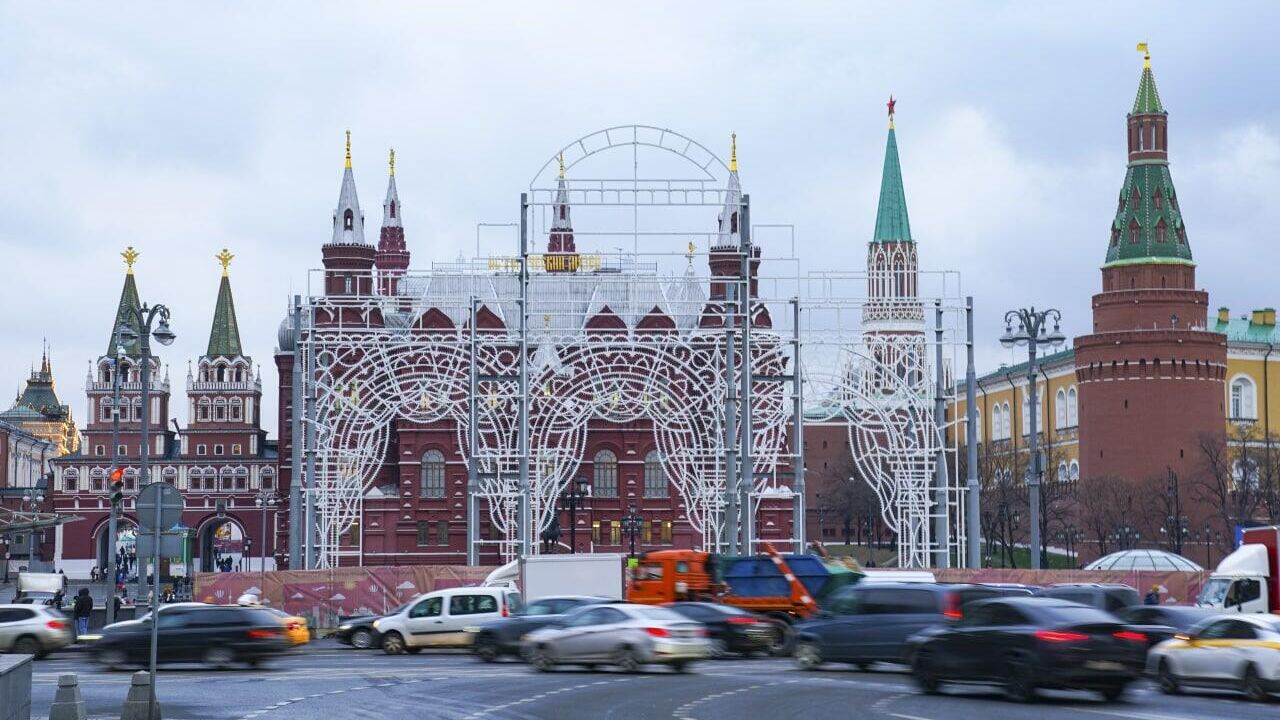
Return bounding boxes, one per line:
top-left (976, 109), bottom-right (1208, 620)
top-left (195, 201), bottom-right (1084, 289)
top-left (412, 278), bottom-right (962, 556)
top-left (1194, 428), bottom-right (1261, 557)
top-left (815, 454), bottom-right (882, 549)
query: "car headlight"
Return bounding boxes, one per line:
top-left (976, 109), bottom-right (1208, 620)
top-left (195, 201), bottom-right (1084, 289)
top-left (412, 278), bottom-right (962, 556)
top-left (338, 624), bottom-right (351, 631)
top-left (372, 620), bottom-right (381, 630)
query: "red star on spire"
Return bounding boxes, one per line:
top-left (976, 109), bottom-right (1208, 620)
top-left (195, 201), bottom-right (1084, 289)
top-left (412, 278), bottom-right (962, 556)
top-left (887, 95), bottom-right (896, 117)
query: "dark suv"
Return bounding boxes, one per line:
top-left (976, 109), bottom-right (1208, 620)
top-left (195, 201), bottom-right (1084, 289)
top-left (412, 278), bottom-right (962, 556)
top-left (1035, 584), bottom-right (1139, 613)
top-left (93, 604), bottom-right (290, 670)
top-left (794, 583), bottom-right (1031, 670)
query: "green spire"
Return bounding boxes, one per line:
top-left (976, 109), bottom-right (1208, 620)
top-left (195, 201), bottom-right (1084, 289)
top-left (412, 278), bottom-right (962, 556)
top-left (872, 124), bottom-right (913, 244)
top-left (207, 271), bottom-right (243, 357)
top-left (1131, 45), bottom-right (1165, 114)
top-left (108, 271), bottom-right (143, 356)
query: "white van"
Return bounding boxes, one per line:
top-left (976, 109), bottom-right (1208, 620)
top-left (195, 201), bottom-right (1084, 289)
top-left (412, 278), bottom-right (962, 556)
top-left (373, 586), bottom-right (521, 654)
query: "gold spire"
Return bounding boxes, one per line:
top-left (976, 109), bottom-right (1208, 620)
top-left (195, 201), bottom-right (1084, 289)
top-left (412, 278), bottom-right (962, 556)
top-left (686, 241), bottom-right (695, 267)
top-left (729, 132), bottom-right (738, 173)
top-left (344, 129), bottom-right (352, 169)
top-left (121, 246), bottom-right (140, 274)
top-left (389, 147), bottom-right (395, 177)
top-left (557, 152), bottom-right (565, 179)
top-left (1137, 42), bottom-right (1150, 69)
top-left (216, 248), bottom-right (234, 277)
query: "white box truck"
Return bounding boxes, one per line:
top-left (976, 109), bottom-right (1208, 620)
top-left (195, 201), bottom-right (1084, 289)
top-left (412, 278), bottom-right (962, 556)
top-left (1196, 525), bottom-right (1280, 614)
top-left (518, 554), bottom-right (626, 601)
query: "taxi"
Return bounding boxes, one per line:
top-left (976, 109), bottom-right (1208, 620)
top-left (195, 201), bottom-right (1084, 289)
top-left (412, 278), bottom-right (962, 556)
top-left (261, 606), bottom-right (312, 646)
top-left (1147, 614), bottom-right (1280, 702)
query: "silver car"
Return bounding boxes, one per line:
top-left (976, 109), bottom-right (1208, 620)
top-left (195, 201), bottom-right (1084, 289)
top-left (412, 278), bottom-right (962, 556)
top-left (0, 604), bottom-right (74, 658)
top-left (521, 603), bottom-right (710, 672)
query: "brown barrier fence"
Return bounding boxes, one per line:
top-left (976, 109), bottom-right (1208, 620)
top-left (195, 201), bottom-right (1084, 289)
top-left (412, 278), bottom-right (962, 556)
top-left (926, 568), bottom-right (1209, 605)
top-left (193, 565), bottom-right (495, 629)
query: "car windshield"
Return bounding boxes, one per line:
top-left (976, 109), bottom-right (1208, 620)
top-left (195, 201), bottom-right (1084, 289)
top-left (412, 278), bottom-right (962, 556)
top-left (632, 607), bottom-right (685, 623)
top-left (1197, 578), bottom-right (1231, 606)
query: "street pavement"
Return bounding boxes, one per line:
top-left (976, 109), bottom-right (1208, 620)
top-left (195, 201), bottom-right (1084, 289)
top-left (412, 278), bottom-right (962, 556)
top-left (27, 639), bottom-right (1280, 720)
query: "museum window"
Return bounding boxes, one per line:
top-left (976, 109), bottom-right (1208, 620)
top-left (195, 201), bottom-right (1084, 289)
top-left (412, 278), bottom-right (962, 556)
top-left (63, 472), bottom-right (77, 492)
top-left (436, 520), bottom-right (449, 546)
top-left (1230, 375), bottom-right (1257, 420)
top-left (416, 521), bottom-right (430, 546)
top-left (197, 444), bottom-right (207, 456)
top-left (661, 520), bottom-right (673, 543)
top-left (643, 451), bottom-right (667, 498)
top-left (231, 444), bottom-right (241, 456)
top-left (421, 450), bottom-right (446, 498)
top-left (610, 520), bottom-right (621, 545)
top-left (593, 450), bottom-right (618, 498)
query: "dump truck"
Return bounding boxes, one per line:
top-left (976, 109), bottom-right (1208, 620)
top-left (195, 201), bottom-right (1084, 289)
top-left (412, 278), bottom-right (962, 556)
top-left (1197, 525), bottom-right (1280, 614)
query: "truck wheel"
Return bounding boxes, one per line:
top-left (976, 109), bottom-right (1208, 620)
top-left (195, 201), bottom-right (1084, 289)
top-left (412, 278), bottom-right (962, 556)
top-left (767, 622), bottom-right (794, 656)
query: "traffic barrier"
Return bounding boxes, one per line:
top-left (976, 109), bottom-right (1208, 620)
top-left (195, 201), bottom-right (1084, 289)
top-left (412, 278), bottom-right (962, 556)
top-left (119, 671), bottom-right (161, 720)
top-left (0, 654), bottom-right (32, 720)
top-left (47, 674), bottom-right (86, 720)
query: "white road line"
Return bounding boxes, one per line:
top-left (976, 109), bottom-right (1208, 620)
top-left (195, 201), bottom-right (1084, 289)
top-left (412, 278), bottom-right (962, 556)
top-left (1077, 708), bottom-right (1202, 720)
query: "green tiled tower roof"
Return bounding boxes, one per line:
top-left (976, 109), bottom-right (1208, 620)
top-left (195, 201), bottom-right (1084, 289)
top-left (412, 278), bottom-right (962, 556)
top-left (108, 267), bottom-right (144, 356)
top-left (872, 116), bottom-right (912, 244)
top-left (207, 259), bottom-right (243, 357)
top-left (1104, 50), bottom-right (1192, 268)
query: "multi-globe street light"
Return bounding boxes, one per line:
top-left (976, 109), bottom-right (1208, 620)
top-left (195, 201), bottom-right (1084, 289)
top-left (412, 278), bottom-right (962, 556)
top-left (255, 491), bottom-right (277, 577)
top-left (564, 477), bottom-right (589, 554)
top-left (20, 489), bottom-right (44, 569)
top-left (1000, 307), bottom-right (1066, 570)
top-left (622, 503), bottom-right (644, 560)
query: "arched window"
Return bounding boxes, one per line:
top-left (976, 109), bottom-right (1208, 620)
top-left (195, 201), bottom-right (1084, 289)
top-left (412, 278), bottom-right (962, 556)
top-left (593, 450), bottom-right (618, 498)
top-left (1069, 461), bottom-right (1080, 481)
top-left (420, 450), bottom-right (445, 498)
top-left (1067, 387), bottom-right (1078, 427)
top-left (261, 469), bottom-right (275, 490)
top-left (1055, 389), bottom-right (1067, 429)
top-left (343, 208), bottom-right (354, 231)
top-left (1129, 219), bottom-right (1141, 244)
top-left (1154, 188), bottom-right (1163, 210)
top-left (1230, 375), bottom-right (1257, 420)
top-left (198, 398), bottom-right (211, 421)
top-left (230, 398), bottom-right (243, 421)
top-left (1156, 219), bottom-right (1167, 243)
top-left (643, 451), bottom-right (666, 498)
top-left (1057, 461), bottom-right (1068, 482)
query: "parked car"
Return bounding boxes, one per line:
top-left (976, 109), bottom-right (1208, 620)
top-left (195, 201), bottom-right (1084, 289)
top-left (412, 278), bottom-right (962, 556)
top-left (258, 606), bottom-right (311, 646)
top-left (663, 602), bottom-right (776, 657)
top-left (1113, 605), bottom-right (1218, 648)
top-left (794, 583), bottom-right (1030, 670)
top-left (469, 595), bottom-right (609, 662)
top-left (334, 602), bottom-right (412, 649)
top-left (0, 604), bottom-right (73, 658)
top-left (906, 597), bottom-right (1148, 702)
top-left (1147, 614), bottom-right (1280, 702)
top-left (522, 603), bottom-right (710, 672)
top-left (374, 587), bottom-right (522, 655)
top-left (1035, 583), bottom-right (1140, 613)
top-left (92, 604), bottom-right (290, 670)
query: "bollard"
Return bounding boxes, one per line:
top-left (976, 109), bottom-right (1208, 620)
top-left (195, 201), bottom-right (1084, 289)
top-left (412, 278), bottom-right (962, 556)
top-left (48, 673), bottom-right (87, 720)
top-left (119, 671), bottom-right (161, 720)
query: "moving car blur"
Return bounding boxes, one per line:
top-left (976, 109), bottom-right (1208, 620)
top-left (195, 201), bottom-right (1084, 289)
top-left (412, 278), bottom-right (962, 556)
top-left (1035, 583), bottom-right (1141, 613)
top-left (469, 595), bottom-right (608, 662)
top-left (1114, 605), bottom-right (1218, 648)
top-left (522, 603), bottom-right (710, 672)
top-left (374, 587), bottom-right (521, 655)
top-left (0, 604), bottom-right (73, 658)
top-left (333, 602), bottom-right (409, 649)
top-left (92, 604), bottom-right (291, 670)
top-left (259, 606), bottom-right (311, 646)
top-left (907, 597), bottom-right (1147, 702)
top-left (1147, 614), bottom-right (1280, 702)
top-left (664, 602), bottom-right (776, 657)
top-left (793, 583), bottom-right (1032, 670)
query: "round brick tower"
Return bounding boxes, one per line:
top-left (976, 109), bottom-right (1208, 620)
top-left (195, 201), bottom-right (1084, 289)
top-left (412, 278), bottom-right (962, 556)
top-left (1074, 47), bottom-right (1227, 486)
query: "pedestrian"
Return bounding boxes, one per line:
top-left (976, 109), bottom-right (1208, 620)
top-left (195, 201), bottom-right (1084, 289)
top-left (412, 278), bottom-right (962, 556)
top-left (113, 591), bottom-right (123, 616)
top-left (52, 589), bottom-right (65, 610)
top-left (90, 566), bottom-right (99, 583)
top-left (1144, 584), bottom-right (1160, 605)
top-left (73, 588), bottom-right (93, 637)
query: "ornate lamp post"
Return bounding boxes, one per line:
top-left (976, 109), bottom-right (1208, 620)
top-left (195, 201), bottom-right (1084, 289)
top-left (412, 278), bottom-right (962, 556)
top-left (565, 477), bottom-right (589, 553)
top-left (20, 490), bottom-right (44, 568)
top-left (622, 502), bottom-right (644, 560)
top-left (1000, 307), bottom-right (1065, 569)
top-left (255, 491), bottom-right (277, 577)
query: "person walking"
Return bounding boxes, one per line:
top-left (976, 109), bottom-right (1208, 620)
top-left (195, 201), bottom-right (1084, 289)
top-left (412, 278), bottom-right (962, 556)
top-left (73, 588), bottom-right (93, 638)
top-left (1144, 585), bottom-right (1161, 605)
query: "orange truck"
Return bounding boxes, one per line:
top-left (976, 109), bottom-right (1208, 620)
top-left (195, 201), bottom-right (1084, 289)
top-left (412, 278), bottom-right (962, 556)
top-left (626, 543), bottom-right (862, 627)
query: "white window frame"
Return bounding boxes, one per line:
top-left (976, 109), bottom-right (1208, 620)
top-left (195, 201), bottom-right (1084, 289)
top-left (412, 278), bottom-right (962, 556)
top-left (1229, 374), bottom-right (1257, 421)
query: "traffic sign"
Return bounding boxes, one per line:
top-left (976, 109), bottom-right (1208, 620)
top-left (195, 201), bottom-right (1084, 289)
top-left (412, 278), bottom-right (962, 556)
top-left (137, 482), bottom-right (184, 531)
top-left (136, 531), bottom-right (185, 558)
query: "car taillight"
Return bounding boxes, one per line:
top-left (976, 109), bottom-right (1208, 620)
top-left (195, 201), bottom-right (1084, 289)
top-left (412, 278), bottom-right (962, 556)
top-left (645, 627), bottom-right (671, 638)
top-left (1034, 630), bottom-right (1089, 643)
top-left (286, 622), bottom-right (300, 631)
top-left (46, 620), bottom-right (67, 630)
top-left (502, 606), bottom-right (509, 617)
top-left (726, 616), bottom-right (758, 625)
top-left (248, 629), bottom-right (281, 639)
top-left (943, 593), bottom-right (962, 620)
top-left (1113, 631), bottom-right (1147, 643)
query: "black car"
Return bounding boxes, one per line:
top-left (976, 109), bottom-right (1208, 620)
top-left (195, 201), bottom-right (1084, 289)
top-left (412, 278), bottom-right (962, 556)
top-left (333, 601), bottom-right (413, 649)
top-left (1035, 583), bottom-right (1140, 613)
top-left (469, 595), bottom-right (608, 661)
top-left (793, 583), bottom-right (1031, 670)
top-left (664, 602), bottom-right (777, 657)
top-left (92, 605), bottom-right (290, 670)
top-left (1113, 605), bottom-right (1218, 648)
top-left (907, 597), bottom-right (1148, 702)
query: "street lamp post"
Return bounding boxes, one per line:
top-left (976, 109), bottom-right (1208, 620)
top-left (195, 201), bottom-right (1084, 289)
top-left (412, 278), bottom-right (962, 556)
top-left (1000, 307), bottom-right (1065, 570)
top-left (255, 491), bottom-right (277, 579)
top-left (21, 490), bottom-right (45, 568)
top-left (622, 503), bottom-right (643, 560)
top-left (105, 330), bottom-right (126, 625)
top-left (114, 299), bottom-right (175, 720)
top-left (565, 477), bottom-right (588, 554)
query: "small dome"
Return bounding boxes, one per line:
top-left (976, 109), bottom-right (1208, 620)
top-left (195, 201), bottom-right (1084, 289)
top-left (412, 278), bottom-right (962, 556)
top-left (1084, 549), bottom-right (1202, 572)
top-left (277, 311), bottom-right (297, 352)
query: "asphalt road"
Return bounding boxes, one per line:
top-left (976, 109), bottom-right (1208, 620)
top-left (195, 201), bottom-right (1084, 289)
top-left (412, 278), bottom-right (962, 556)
top-left (27, 640), bottom-right (1279, 720)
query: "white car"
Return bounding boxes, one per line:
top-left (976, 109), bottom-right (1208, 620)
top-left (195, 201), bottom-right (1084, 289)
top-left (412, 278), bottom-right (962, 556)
top-left (521, 603), bottom-right (711, 672)
top-left (373, 587), bottom-right (521, 655)
top-left (1147, 614), bottom-right (1280, 702)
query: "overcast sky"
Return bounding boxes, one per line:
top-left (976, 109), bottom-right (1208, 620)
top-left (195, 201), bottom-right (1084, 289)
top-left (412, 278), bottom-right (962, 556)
top-left (2, 2), bottom-right (1277, 440)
